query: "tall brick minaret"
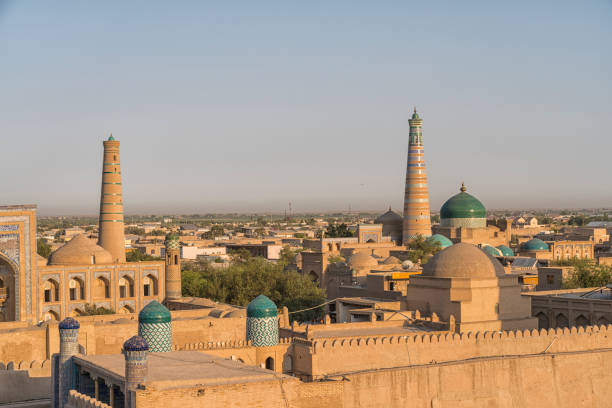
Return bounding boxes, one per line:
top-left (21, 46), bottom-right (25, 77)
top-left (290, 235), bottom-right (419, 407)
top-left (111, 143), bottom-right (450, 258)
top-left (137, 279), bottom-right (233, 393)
top-left (98, 134), bottom-right (126, 263)
top-left (402, 109), bottom-right (432, 243)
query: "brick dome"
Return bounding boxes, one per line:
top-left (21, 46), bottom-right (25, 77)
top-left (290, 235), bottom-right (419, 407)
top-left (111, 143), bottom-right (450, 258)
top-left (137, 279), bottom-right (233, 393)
top-left (48, 234), bottom-right (113, 265)
top-left (347, 252), bottom-right (378, 270)
top-left (423, 243), bottom-right (505, 279)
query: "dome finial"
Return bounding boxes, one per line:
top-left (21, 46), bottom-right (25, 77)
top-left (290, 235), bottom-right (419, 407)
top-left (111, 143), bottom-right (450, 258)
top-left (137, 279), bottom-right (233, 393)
top-left (460, 182), bottom-right (466, 193)
top-left (108, 133), bottom-right (115, 141)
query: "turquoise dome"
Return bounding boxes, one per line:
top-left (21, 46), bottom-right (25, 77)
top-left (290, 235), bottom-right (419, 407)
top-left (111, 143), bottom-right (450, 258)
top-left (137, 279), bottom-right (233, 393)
top-left (247, 295), bottom-right (277, 318)
top-left (138, 300), bottom-right (171, 324)
top-left (427, 234), bottom-right (453, 249)
top-left (496, 245), bottom-right (514, 257)
top-left (482, 245), bottom-right (502, 257)
top-left (440, 184), bottom-right (486, 220)
top-left (521, 238), bottom-right (549, 251)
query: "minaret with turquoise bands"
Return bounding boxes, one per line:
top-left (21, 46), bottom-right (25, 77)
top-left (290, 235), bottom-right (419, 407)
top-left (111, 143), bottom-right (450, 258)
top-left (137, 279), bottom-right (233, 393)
top-left (402, 109), bottom-right (432, 243)
top-left (98, 134), bottom-right (126, 263)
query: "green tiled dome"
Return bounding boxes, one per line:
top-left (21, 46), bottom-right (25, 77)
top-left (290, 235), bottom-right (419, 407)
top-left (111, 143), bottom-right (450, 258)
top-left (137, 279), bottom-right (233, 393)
top-left (108, 133), bottom-right (115, 141)
top-left (138, 300), bottom-right (171, 324)
top-left (440, 184), bottom-right (486, 220)
top-left (427, 234), bottom-right (453, 249)
top-left (482, 245), bottom-right (503, 257)
top-left (521, 238), bottom-right (549, 251)
top-left (247, 295), bottom-right (277, 318)
top-left (496, 245), bottom-right (515, 257)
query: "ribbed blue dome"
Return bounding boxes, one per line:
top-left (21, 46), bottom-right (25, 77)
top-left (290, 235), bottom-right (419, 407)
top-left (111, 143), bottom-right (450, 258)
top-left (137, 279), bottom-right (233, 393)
top-left (427, 234), bottom-right (453, 249)
top-left (59, 317), bottom-right (80, 330)
top-left (139, 300), bottom-right (171, 324)
top-left (496, 245), bottom-right (515, 257)
top-left (123, 336), bottom-right (149, 352)
top-left (521, 238), bottom-right (549, 251)
top-left (482, 245), bottom-right (502, 257)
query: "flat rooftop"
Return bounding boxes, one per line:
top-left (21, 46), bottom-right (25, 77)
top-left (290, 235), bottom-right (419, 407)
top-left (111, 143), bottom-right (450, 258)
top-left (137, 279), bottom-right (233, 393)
top-left (75, 351), bottom-right (291, 390)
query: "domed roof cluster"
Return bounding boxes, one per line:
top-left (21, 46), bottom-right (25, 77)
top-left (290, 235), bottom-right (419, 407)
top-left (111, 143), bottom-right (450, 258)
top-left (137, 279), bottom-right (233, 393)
top-left (427, 234), bottom-right (453, 249)
top-left (48, 235), bottom-right (113, 266)
top-left (422, 243), bottom-right (505, 279)
top-left (138, 300), bottom-right (171, 324)
top-left (347, 251), bottom-right (378, 270)
top-left (496, 245), bottom-right (515, 257)
top-left (440, 184), bottom-right (486, 221)
top-left (247, 295), bottom-right (277, 318)
top-left (521, 238), bottom-right (549, 251)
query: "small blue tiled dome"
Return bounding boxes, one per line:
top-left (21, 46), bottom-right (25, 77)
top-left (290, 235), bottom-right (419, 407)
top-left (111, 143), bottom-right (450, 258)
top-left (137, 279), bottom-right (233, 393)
top-left (521, 238), bottom-right (549, 251)
top-left (247, 295), bottom-right (277, 318)
top-left (123, 336), bottom-right (149, 352)
top-left (138, 300), bottom-right (171, 324)
top-left (497, 245), bottom-right (515, 257)
top-left (482, 245), bottom-right (503, 257)
top-left (59, 317), bottom-right (80, 330)
top-left (427, 234), bottom-right (453, 249)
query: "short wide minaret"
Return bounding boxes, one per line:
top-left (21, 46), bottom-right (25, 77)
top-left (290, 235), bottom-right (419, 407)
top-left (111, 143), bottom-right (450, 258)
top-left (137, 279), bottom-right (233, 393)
top-left (246, 295), bottom-right (279, 347)
top-left (402, 109), bottom-right (432, 243)
top-left (98, 134), bottom-right (126, 263)
top-left (164, 233), bottom-right (181, 300)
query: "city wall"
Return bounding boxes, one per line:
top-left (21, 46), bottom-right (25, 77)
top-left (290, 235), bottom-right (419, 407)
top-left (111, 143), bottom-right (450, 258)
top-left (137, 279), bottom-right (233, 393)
top-left (0, 360), bottom-right (51, 404)
top-left (129, 346), bottom-right (612, 408)
top-left (295, 324), bottom-right (612, 378)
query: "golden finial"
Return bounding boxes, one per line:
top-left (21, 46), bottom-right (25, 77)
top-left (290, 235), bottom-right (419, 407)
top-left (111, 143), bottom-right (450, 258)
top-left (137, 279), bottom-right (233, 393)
top-left (414, 107), bottom-right (417, 114)
top-left (460, 182), bottom-right (466, 192)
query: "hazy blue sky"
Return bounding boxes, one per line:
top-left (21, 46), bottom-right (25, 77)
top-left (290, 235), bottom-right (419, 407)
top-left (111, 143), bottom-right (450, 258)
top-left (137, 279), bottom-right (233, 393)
top-left (1, 1), bottom-right (611, 215)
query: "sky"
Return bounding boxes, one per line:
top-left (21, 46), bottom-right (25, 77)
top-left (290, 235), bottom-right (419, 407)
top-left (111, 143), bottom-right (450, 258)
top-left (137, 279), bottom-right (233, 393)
top-left (1, 1), bottom-right (611, 215)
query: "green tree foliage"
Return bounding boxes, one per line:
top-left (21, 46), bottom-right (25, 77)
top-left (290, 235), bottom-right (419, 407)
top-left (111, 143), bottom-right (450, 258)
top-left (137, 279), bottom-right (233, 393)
top-left (150, 229), bottom-right (166, 236)
top-left (79, 303), bottom-right (115, 315)
top-left (125, 227), bottom-right (145, 235)
top-left (407, 234), bottom-right (442, 264)
top-left (559, 259), bottom-right (612, 289)
top-left (325, 223), bottom-right (353, 238)
top-left (430, 214), bottom-right (440, 223)
top-left (568, 215), bottom-right (589, 226)
top-left (181, 257), bottom-right (326, 322)
top-left (126, 250), bottom-right (161, 262)
top-left (279, 246), bottom-right (297, 267)
top-left (202, 225), bottom-right (225, 239)
top-left (37, 238), bottom-right (52, 258)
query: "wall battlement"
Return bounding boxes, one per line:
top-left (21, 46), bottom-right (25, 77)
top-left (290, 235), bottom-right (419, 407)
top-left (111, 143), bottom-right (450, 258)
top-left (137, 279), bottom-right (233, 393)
top-left (297, 324), bottom-right (612, 378)
top-left (0, 359), bottom-right (51, 376)
top-left (173, 337), bottom-right (293, 351)
top-left (66, 390), bottom-right (111, 408)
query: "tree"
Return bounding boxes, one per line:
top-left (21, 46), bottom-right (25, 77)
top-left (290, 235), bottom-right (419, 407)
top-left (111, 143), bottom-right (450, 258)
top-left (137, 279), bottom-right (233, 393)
top-left (126, 250), bottom-right (161, 262)
top-left (430, 214), bottom-right (440, 223)
top-left (406, 234), bottom-right (441, 264)
top-left (37, 238), bottom-right (52, 258)
top-left (125, 227), bottom-right (145, 235)
top-left (150, 229), bottom-right (166, 236)
top-left (279, 246), bottom-right (297, 267)
top-left (325, 223), bottom-right (353, 238)
top-left (202, 225), bottom-right (224, 239)
top-left (181, 257), bottom-right (326, 322)
top-left (559, 259), bottom-right (612, 289)
top-left (79, 303), bottom-right (114, 316)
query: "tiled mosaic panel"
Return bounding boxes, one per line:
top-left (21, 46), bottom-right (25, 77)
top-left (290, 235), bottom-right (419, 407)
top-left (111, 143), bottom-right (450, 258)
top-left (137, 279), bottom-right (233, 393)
top-left (0, 225), bottom-right (19, 231)
top-left (0, 233), bottom-right (19, 267)
top-left (246, 316), bottom-right (278, 347)
top-left (138, 322), bottom-right (172, 352)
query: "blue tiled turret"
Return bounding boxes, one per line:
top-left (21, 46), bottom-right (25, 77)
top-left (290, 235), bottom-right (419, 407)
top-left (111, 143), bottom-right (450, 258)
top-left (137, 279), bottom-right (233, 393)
top-left (123, 336), bottom-right (149, 408)
top-left (138, 300), bottom-right (172, 352)
top-left (55, 317), bottom-right (80, 408)
top-left (246, 295), bottom-right (279, 347)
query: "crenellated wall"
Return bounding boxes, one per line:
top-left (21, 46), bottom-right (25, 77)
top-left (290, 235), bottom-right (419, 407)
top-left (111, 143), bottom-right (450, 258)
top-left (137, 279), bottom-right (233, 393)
top-left (0, 359), bottom-right (52, 404)
top-left (297, 324), bottom-right (612, 379)
top-left (65, 390), bottom-right (111, 408)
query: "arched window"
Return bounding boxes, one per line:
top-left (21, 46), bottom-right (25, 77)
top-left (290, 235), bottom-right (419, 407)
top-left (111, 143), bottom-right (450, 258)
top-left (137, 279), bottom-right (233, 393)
top-left (44, 310), bottom-right (59, 321)
top-left (282, 355), bottom-right (293, 373)
top-left (118, 276), bottom-right (134, 298)
top-left (43, 279), bottom-right (59, 303)
top-left (143, 275), bottom-right (158, 297)
top-left (93, 277), bottom-right (110, 299)
top-left (265, 357), bottom-right (274, 371)
top-left (69, 278), bottom-right (84, 301)
top-left (119, 305), bottom-right (133, 314)
top-left (535, 312), bottom-right (549, 329)
top-left (308, 271), bottom-right (319, 284)
top-left (556, 313), bottom-right (569, 328)
top-left (575, 315), bottom-right (589, 328)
